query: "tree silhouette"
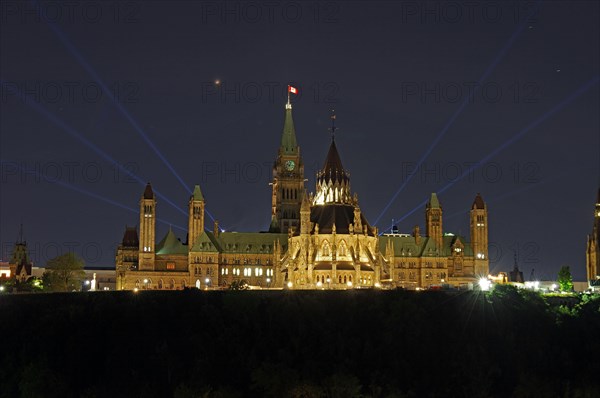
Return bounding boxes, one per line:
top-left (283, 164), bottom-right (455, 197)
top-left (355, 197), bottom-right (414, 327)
top-left (557, 266), bottom-right (574, 292)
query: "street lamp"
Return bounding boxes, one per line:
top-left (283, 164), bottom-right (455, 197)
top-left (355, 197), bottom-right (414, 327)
top-left (143, 279), bottom-right (149, 289)
top-left (205, 278), bottom-right (210, 290)
top-left (326, 277), bottom-right (331, 289)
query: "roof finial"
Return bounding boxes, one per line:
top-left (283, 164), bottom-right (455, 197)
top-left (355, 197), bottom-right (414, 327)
top-left (18, 222), bottom-right (24, 243)
top-left (328, 109), bottom-right (337, 141)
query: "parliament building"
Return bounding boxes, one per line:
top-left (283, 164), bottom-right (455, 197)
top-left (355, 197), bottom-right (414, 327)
top-left (115, 102), bottom-right (490, 290)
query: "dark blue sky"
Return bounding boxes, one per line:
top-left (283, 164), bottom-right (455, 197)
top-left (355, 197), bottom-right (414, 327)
top-left (1, 1), bottom-right (598, 280)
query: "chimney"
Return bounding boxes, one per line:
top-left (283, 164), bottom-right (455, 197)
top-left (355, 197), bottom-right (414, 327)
top-left (213, 220), bottom-right (220, 237)
top-left (413, 225), bottom-right (421, 245)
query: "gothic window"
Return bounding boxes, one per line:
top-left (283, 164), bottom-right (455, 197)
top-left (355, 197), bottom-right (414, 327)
top-left (343, 275), bottom-right (347, 283)
top-left (196, 279), bottom-right (201, 289)
top-left (158, 279), bottom-right (163, 289)
top-left (338, 275), bottom-right (342, 283)
top-left (339, 241), bottom-right (347, 256)
top-left (170, 279), bottom-right (175, 289)
top-left (322, 242), bottom-right (330, 256)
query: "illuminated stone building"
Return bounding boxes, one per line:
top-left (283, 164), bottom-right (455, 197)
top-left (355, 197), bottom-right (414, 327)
top-left (586, 188), bottom-right (600, 282)
top-left (115, 102), bottom-right (489, 290)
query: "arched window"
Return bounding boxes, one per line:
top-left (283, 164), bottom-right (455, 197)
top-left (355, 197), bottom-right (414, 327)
top-left (343, 275), bottom-right (347, 283)
top-left (322, 241), bottom-right (330, 256)
top-left (338, 275), bottom-right (342, 283)
top-left (170, 279), bottom-right (175, 289)
top-left (339, 241), bottom-right (347, 256)
top-left (158, 279), bottom-right (163, 289)
top-left (196, 279), bottom-right (201, 289)
top-left (135, 280), bottom-right (140, 288)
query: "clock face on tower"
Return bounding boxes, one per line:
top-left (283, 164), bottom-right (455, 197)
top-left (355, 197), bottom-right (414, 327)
top-left (285, 160), bottom-right (296, 171)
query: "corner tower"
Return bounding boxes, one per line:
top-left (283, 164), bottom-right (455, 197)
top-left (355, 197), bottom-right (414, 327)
top-left (586, 188), bottom-right (600, 281)
top-left (425, 193), bottom-right (443, 249)
top-left (139, 183), bottom-right (156, 271)
top-left (188, 185), bottom-right (205, 247)
top-left (470, 193), bottom-right (489, 276)
top-left (270, 100), bottom-right (305, 233)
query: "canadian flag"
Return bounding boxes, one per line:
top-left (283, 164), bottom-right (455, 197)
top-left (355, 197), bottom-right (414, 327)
top-left (288, 85), bottom-right (298, 94)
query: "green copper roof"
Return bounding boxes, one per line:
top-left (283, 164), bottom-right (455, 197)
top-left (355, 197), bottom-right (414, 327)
top-left (427, 193), bottom-right (441, 209)
top-left (268, 215), bottom-right (280, 233)
top-left (280, 106), bottom-right (298, 155)
top-left (190, 231), bottom-right (222, 252)
top-left (379, 235), bottom-right (473, 257)
top-left (191, 185), bottom-right (204, 201)
top-left (156, 228), bottom-right (188, 255)
top-left (218, 232), bottom-right (287, 254)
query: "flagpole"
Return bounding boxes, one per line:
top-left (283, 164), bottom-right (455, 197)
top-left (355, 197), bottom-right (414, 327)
top-left (287, 85), bottom-right (290, 106)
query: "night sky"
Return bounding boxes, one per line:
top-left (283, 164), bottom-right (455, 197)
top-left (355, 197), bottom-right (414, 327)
top-left (1, 1), bottom-right (598, 281)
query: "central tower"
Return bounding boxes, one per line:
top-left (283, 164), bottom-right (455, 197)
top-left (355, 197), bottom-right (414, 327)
top-left (269, 100), bottom-right (305, 233)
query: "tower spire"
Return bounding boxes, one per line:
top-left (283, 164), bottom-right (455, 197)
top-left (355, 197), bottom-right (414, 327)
top-left (18, 223), bottom-right (24, 243)
top-left (328, 109), bottom-right (337, 141)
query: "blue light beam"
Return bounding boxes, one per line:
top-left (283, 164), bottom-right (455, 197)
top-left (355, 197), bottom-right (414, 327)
top-left (373, 0), bottom-right (542, 226)
top-left (382, 75), bottom-right (600, 233)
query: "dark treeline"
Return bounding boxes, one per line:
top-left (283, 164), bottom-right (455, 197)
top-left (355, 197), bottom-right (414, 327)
top-left (1, 286), bottom-right (599, 398)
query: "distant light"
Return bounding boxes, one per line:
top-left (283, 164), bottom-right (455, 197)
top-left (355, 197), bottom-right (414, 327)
top-left (287, 281), bottom-right (293, 288)
top-left (551, 284), bottom-right (557, 291)
top-left (266, 278), bottom-right (271, 283)
top-left (316, 281), bottom-right (322, 288)
top-left (215, 79), bottom-right (221, 85)
top-left (478, 277), bottom-right (491, 291)
top-left (143, 279), bottom-right (148, 284)
top-left (374, 282), bottom-right (381, 288)
top-left (326, 278), bottom-right (331, 283)
top-left (205, 278), bottom-right (210, 284)
top-left (347, 281), bottom-right (353, 287)
top-left (133, 288), bottom-right (139, 293)
top-left (0, 286), bottom-right (4, 292)
top-left (85, 280), bottom-right (90, 285)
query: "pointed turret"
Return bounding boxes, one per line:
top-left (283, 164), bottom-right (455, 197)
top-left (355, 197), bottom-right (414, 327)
top-left (315, 136), bottom-right (352, 205)
top-left (192, 184), bottom-right (204, 201)
top-left (427, 193), bottom-right (441, 209)
top-left (425, 193), bottom-right (443, 249)
top-left (320, 139), bottom-right (349, 184)
top-left (300, 192), bottom-right (311, 235)
top-left (143, 182), bottom-right (154, 199)
top-left (472, 193), bottom-right (485, 210)
top-left (280, 104), bottom-right (298, 155)
top-left (188, 184), bottom-right (205, 247)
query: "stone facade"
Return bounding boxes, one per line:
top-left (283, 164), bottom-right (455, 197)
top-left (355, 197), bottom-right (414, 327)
top-left (115, 103), bottom-right (489, 290)
top-left (586, 189), bottom-right (600, 282)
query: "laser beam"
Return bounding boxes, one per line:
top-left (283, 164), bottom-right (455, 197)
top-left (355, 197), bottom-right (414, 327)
top-left (383, 75), bottom-right (600, 233)
top-left (0, 80), bottom-right (188, 218)
top-left (33, 1), bottom-right (191, 196)
top-left (373, 0), bottom-right (542, 226)
top-left (0, 161), bottom-right (187, 232)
